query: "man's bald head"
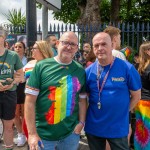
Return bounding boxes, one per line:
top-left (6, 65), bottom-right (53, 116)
top-left (93, 32), bottom-right (112, 44)
top-left (60, 31), bottom-right (78, 42)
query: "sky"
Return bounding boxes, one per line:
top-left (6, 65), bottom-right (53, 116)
top-left (0, 0), bottom-right (62, 26)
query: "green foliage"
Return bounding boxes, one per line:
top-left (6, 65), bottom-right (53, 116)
top-left (52, 0), bottom-right (150, 23)
top-left (53, 0), bottom-right (81, 24)
top-left (119, 0), bottom-right (150, 22)
top-left (36, 2), bottom-right (42, 9)
top-left (100, 0), bottom-right (111, 22)
top-left (3, 8), bottom-right (26, 26)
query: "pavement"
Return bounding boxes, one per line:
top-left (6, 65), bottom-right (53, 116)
top-left (0, 135), bottom-right (89, 150)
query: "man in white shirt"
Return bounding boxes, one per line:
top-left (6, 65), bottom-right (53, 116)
top-left (104, 26), bottom-right (126, 60)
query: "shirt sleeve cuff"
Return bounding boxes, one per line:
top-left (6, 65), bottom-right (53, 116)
top-left (25, 86), bottom-right (39, 96)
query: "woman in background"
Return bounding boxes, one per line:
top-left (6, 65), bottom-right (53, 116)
top-left (23, 40), bottom-right (53, 139)
top-left (14, 41), bottom-right (27, 147)
top-left (134, 41), bottom-right (150, 150)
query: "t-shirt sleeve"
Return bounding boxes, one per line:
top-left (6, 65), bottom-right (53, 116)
top-left (127, 65), bottom-right (142, 91)
top-left (25, 64), bottom-right (41, 96)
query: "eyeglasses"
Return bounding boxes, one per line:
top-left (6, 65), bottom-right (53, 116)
top-left (31, 47), bottom-right (39, 50)
top-left (60, 41), bottom-right (78, 49)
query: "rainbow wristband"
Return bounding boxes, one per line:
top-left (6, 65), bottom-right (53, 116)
top-left (79, 121), bottom-right (85, 127)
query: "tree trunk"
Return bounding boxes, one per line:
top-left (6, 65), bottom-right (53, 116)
top-left (77, 0), bottom-right (101, 25)
top-left (110, 0), bottom-right (120, 23)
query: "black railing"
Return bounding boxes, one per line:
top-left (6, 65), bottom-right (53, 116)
top-left (5, 22), bottom-right (150, 52)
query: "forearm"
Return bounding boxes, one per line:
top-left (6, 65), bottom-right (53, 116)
top-left (13, 68), bottom-right (24, 84)
top-left (79, 96), bottom-right (87, 124)
top-left (25, 94), bottom-right (37, 135)
top-left (129, 89), bottom-right (141, 111)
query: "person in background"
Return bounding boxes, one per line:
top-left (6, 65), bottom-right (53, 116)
top-left (24, 40), bottom-right (53, 81)
top-left (133, 53), bottom-right (139, 68)
top-left (85, 49), bottom-right (96, 68)
top-left (25, 31), bottom-right (87, 150)
top-left (22, 40), bottom-right (53, 143)
top-left (0, 26), bottom-right (24, 150)
top-left (4, 41), bottom-right (10, 49)
top-left (85, 32), bottom-right (141, 150)
top-left (81, 43), bottom-right (92, 68)
top-left (14, 41), bottom-right (27, 147)
top-left (83, 43), bottom-right (91, 52)
top-left (104, 26), bottom-right (126, 60)
top-left (134, 41), bottom-right (150, 150)
top-left (45, 34), bottom-right (58, 56)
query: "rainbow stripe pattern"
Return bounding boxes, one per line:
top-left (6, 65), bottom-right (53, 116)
top-left (134, 100), bottom-right (150, 150)
top-left (120, 47), bottom-right (131, 58)
top-left (24, 67), bottom-right (34, 80)
top-left (45, 75), bottom-right (81, 125)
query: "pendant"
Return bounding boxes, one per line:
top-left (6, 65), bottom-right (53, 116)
top-left (97, 102), bottom-right (101, 109)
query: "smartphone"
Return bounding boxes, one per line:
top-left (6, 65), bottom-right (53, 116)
top-left (1, 80), bottom-right (13, 86)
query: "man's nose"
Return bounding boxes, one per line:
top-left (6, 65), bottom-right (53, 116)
top-left (67, 44), bottom-right (72, 49)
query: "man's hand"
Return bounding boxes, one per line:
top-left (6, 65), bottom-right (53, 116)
top-left (14, 72), bottom-right (25, 83)
top-left (28, 134), bottom-right (44, 150)
top-left (0, 78), bottom-right (14, 91)
top-left (74, 123), bottom-right (84, 134)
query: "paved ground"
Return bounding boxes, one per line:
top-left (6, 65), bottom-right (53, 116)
top-left (0, 136), bottom-right (89, 150)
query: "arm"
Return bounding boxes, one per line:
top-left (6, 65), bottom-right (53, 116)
top-left (13, 68), bottom-right (24, 84)
top-left (25, 94), bottom-right (43, 149)
top-left (0, 68), bottom-right (24, 91)
top-left (74, 94), bottom-right (87, 134)
top-left (129, 89), bottom-right (141, 111)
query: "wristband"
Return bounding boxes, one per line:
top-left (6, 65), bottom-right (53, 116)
top-left (79, 121), bottom-right (85, 127)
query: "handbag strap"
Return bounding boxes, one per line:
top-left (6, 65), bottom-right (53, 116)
top-left (0, 50), bottom-right (8, 75)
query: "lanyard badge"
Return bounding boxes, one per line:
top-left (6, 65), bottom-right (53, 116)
top-left (96, 58), bottom-right (115, 109)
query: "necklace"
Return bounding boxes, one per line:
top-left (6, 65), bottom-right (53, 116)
top-left (96, 58), bottom-right (115, 109)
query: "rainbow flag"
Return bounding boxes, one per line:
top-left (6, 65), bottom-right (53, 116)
top-left (120, 47), bottom-right (132, 58)
top-left (46, 75), bottom-right (81, 125)
top-left (24, 67), bottom-right (34, 79)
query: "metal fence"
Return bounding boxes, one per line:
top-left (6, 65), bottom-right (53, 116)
top-left (6, 22), bottom-right (150, 52)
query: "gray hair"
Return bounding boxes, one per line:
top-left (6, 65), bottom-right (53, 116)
top-left (0, 26), bottom-right (8, 38)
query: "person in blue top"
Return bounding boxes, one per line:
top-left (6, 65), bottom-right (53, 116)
top-left (84, 32), bottom-right (141, 150)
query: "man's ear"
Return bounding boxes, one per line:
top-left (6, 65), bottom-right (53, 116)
top-left (56, 40), bottom-right (60, 46)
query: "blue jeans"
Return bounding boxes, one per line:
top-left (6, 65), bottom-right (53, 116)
top-left (86, 133), bottom-right (129, 150)
top-left (39, 133), bottom-right (80, 150)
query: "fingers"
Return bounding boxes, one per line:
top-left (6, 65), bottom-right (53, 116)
top-left (74, 123), bottom-right (83, 134)
top-left (0, 82), bottom-right (6, 91)
top-left (30, 145), bottom-right (39, 150)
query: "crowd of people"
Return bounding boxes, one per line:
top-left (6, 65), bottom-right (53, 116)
top-left (0, 25), bottom-right (150, 150)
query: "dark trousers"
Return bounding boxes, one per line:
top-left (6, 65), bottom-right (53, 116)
top-left (86, 133), bottom-right (129, 150)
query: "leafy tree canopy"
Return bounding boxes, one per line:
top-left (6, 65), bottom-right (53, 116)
top-left (52, 0), bottom-right (150, 23)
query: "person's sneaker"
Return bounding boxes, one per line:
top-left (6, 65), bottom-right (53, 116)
top-left (13, 137), bottom-right (18, 145)
top-left (17, 134), bottom-right (26, 147)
